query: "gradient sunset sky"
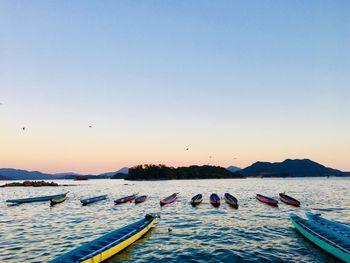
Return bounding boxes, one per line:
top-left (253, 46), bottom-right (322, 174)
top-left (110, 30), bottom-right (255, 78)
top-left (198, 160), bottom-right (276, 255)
top-left (1, 1), bottom-right (349, 174)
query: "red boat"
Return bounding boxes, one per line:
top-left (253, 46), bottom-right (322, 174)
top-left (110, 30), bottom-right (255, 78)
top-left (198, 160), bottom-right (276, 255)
top-left (256, 194), bottom-right (278, 207)
top-left (114, 194), bottom-right (137, 204)
top-left (279, 193), bottom-right (300, 207)
top-left (160, 193), bottom-right (177, 206)
top-left (210, 193), bottom-right (220, 207)
top-left (135, 195), bottom-right (147, 204)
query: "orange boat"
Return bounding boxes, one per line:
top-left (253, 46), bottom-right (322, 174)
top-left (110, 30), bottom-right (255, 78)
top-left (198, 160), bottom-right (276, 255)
top-left (279, 193), bottom-right (300, 206)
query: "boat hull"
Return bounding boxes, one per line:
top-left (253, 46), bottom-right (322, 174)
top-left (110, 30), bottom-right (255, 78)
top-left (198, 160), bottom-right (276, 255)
top-left (160, 193), bottom-right (177, 206)
top-left (6, 193), bottom-right (68, 204)
top-left (256, 194), bottom-right (278, 207)
top-left (81, 195), bottom-right (108, 206)
top-left (191, 194), bottom-right (203, 206)
top-left (50, 197), bottom-right (66, 206)
top-left (114, 194), bottom-right (137, 204)
top-left (135, 195), bottom-right (147, 204)
top-left (279, 193), bottom-right (300, 207)
top-left (210, 194), bottom-right (220, 207)
top-left (50, 214), bottom-right (157, 263)
top-left (224, 193), bottom-right (239, 209)
top-left (290, 213), bottom-right (350, 262)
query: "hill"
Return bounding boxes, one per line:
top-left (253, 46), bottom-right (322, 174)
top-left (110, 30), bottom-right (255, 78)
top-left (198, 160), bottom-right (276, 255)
top-left (0, 168), bottom-right (56, 180)
top-left (125, 164), bottom-right (244, 180)
top-left (227, 165), bottom-right (241, 173)
top-left (0, 174), bottom-right (12, 180)
top-left (240, 159), bottom-right (348, 177)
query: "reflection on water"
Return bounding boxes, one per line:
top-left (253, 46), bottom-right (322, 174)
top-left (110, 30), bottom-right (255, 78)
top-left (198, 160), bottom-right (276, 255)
top-left (0, 178), bottom-right (349, 262)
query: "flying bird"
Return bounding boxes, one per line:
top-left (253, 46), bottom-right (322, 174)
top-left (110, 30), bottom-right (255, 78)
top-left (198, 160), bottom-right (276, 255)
top-left (89, 125), bottom-right (92, 128)
top-left (186, 148), bottom-right (189, 151)
top-left (22, 127), bottom-right (25, 131)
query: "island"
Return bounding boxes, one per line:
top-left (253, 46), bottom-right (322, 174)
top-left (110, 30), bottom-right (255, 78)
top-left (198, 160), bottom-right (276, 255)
top-left (124, 164), bottom-right (244, 181)
top-left (0, 180), bottom-right (60, 187)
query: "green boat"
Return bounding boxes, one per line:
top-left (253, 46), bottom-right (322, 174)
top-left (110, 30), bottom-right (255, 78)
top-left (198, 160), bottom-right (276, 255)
top-left (290, 213), bottom-right (350, 262)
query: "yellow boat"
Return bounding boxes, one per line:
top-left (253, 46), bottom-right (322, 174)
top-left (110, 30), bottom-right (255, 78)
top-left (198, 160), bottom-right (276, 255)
top-left (50, 196), bottom-right (67, 206)
top-left (50, 214), bottom-right (158, 263)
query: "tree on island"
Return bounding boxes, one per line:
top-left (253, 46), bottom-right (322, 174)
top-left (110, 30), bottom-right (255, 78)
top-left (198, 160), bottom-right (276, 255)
top-left (125, 164), bottom-right (244, 181)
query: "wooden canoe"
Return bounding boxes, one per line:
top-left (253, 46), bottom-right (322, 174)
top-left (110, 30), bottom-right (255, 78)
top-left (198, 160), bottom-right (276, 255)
top-left (160, 193), bottom-right (177, 206)
top-left (50, 196), bottom-right (67, 206)
top-left (224, 193), bottom-right (239, 209)
top-left (279, 193), bottom-right (300, 207)
top-left (210, 193), bottom-right (220, 207)
top-left (256, 194), bottom-right (278, 207)
top-left (81, 195), bottom-right (108, 206)
top-left (135, 195), bottom-right (147, 204)
top-left (114, 194), bottom-right (137, 204)
top-left (191, 194), bottom-right (203, 206)
top-left (290, 213), bottom-right (350, 262)
top-left (6, 192), bottom-right (68, 204)
top-left (50, 214), bottom-right (158, 263)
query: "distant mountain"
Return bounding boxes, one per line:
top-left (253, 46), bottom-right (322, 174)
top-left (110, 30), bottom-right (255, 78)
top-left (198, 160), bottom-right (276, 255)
top-left (240, 159), bottom-right (348, 177)
top-left (227, 165), bottom-right (241, 173)
top-left (0, 168), bottom-right (56, 180)
top-left (116, 167), bottom-right (129, 174)
top-left (110, 173), bottom-right (127, 179)
top-left (0, 174), bottom-right (12, 180)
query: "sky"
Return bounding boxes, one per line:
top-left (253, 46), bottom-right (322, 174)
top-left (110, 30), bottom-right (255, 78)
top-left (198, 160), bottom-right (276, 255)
top-left (0, 1), bottom-right (349, 174)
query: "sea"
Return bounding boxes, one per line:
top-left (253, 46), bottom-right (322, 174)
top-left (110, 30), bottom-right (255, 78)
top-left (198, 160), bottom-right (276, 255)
top-left (0, 178), bottom-right (349, 262)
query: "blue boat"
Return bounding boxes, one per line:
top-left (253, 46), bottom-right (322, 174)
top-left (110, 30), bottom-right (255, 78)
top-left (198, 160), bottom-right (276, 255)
top-left (306, 212), bottom-right (350, 241)
top-left (6, 192), bottom-right (68, 204)
top-left (210, 193), bottom-right (220, 207)
top-left (224, 193), bottom-right (239, 209)
top-left (80, 195), bottom-right (108, 206)
top-left (290, 213), bottom-right (350, 262)
top-left (50, 214), bottom-right (158, 263)
top-left (191, 194), bottom-right (203, 206)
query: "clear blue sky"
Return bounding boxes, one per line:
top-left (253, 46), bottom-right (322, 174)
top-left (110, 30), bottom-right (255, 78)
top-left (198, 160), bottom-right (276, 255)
top-left (0, 1), bottom-right (349, 173)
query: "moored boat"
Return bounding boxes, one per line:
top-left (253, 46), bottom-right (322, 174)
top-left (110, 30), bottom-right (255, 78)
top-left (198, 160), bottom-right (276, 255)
top-left (210, 193), bottom-right (220, 207)
top-left (191, 194), bottom-right (203, 206)
top-left (160, 193), bottom-right (177, 206)
top-left (306, 212), bottom-right (350, 241)
top-left (224, 193), bottom-right (239, 209)
top-left (279, 193), bottom-right (300, 207)
top-left (290, 213), bottom-right (350, 262)
top-left (114, 194), bottom-right (138, 204)
top-left (6, 192), bottom-right (68, 204)
top-left (81, 195), bottom-right (108, 206)
top-left (135, 195), bottom-right (147, 204)
top-left (50, 196), bottom-right (67, 206)
top-left (256, 194), bottom-right (278, 207)
top-left (50, 213), bottom-right (158, 263)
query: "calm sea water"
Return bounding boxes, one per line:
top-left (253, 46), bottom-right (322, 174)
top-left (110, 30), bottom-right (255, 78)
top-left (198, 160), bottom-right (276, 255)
top-left (0, 178), bottom-right (349, 262)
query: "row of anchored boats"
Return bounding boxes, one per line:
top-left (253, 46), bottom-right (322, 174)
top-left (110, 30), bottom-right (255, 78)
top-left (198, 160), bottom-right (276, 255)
top-left (5, 192), bottom-right (300, 208)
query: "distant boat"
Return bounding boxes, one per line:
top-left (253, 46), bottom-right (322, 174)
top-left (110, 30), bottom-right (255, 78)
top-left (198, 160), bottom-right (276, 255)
top-left (114, 194), bottom-right (137, 204)
top-left (210, 193), bottom-right (220, 207)
top-left (50, 213), bottom-right (158, 263)
top-left (256, 194), bottom-right (278, 207)
top-left (191, 194), bottom-right (203, 206)
top-left (6, 192), bottom-right (68, 204)
top-left (160, 193), bottom-right (177, 206)
top-left (135, 195), bottom-right (147, 204)
top-left (50, 196), bottom-right (67, 206)
top-left (224, 193), bottom-right (239, 209)
top-left (279, 193), bottom-right (300, 207)
top-left (290, 213), bottom-right (350, 262)
top-left (80, 195), bottom-right (108, 206)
